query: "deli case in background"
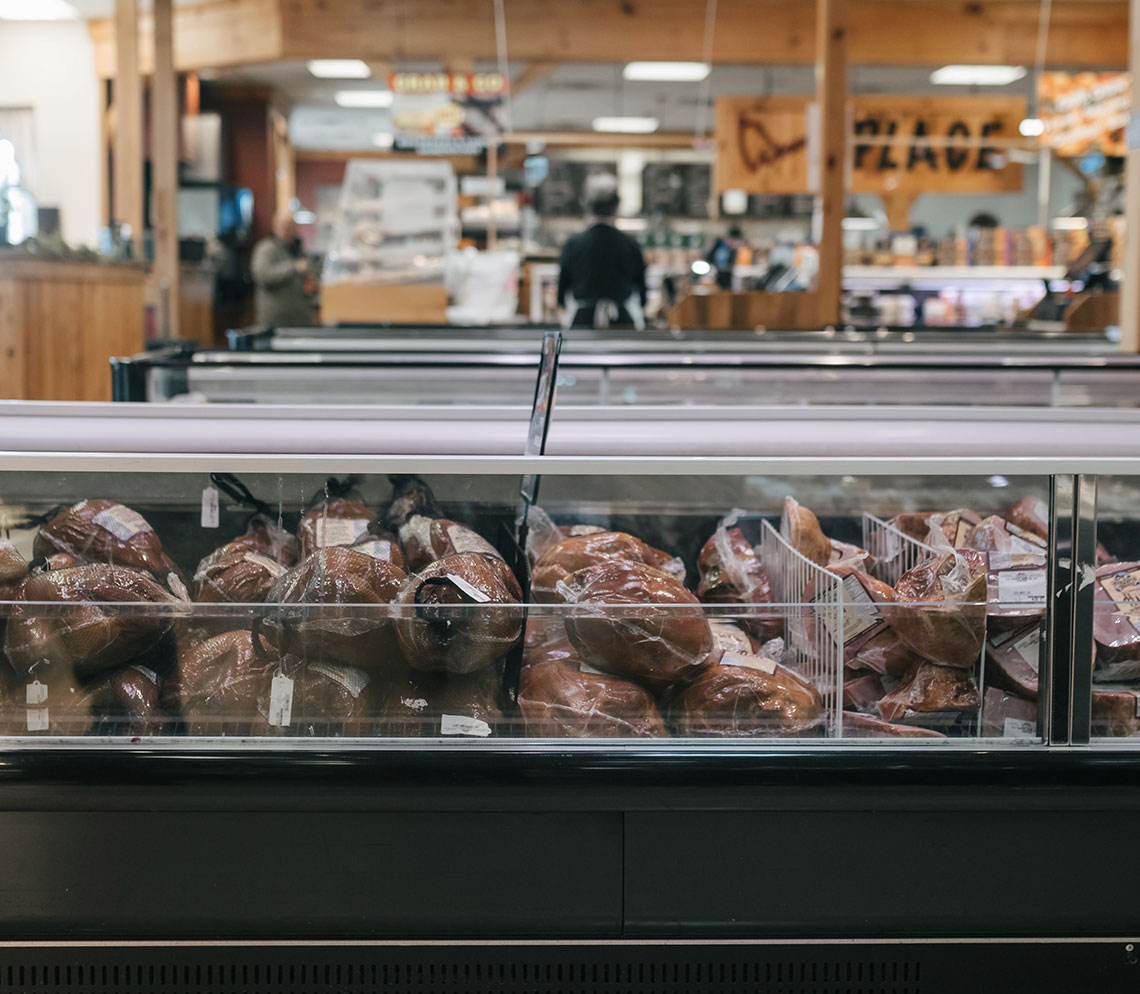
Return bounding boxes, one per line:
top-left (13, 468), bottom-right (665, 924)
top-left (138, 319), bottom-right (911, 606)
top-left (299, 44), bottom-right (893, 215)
top-left (0, 401), bottom-right (1137, 994)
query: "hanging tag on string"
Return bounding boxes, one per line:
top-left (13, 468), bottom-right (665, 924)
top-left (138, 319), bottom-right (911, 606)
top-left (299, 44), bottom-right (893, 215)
top-left (267, 672), bottom-right (294, 727)
top-left (201, 486), bottom-right (220, 528)
top-left (26, 680), bottom-right (48, 732)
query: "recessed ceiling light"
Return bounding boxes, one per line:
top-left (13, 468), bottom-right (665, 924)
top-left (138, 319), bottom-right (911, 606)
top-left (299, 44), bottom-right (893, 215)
top-left (371, 132), bottom-right (394, 149)
top-left (308, 60), bottom-right (371, 79)
top-left (1019, 117), bottom-right (1045, 137)
top-left (0, 0), bottom-right (77, 19)
top-left (335, 90), bottom-right (394, 109)
top-left (930, 64), bottom-right (1027, 86)
top-left (623, 61), bottom-right (711, 82)
top-left (592, 116), bottom-right (659, 134)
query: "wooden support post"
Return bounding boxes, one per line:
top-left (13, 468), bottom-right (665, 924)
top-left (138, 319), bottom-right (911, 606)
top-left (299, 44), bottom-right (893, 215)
top-left (486, 142), bottom-right (499, 251)
top-left (113, 0), bottom-right (144, 252)
top-left (815, 0), bottom-right (846, 328)
top-left (883, 191), bottom-right (917, 233)
top-left (1121, 0), bottom-right (1140, 352)
top-left (152, 0), bottom-right (180, 338)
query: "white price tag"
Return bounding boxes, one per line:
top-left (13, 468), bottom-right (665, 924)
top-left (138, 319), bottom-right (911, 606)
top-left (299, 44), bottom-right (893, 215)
top-left (997, 568), bottom-right (1048, 605)
top-left (92, 504), bottom-right (151, 541)
top-left (444, 573), bottom-right (492, 603)
top-left (200, 486), bottom-right (219, 528)
top-left (446, 524), bottom-right (497, 556)
top-left (1012, 629), bottom-right (1042, 673)
top-left (720, 651), bottom-right (778, 674)
top-left (267, 673), bottom-right (294, 727)
top-left (314, 518), bottom-right (368, 548)
top-left (25, 681), bottom-right (48, 732)
top-left (440, 713), bottom-right (493, 737)
top-left (1003, 717), bottom-right (1037, 738)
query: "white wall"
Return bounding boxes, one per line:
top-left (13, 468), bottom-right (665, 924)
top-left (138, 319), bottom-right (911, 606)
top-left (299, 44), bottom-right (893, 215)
top-left (0, 20), bottom-right (101, 247)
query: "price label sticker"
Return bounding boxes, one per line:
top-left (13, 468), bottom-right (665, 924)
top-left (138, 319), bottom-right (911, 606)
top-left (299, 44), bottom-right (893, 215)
top-left (997, 568), bottom-right (1048, 605)
top-left (440, 713), bottom-right (493, 737)
top-left (201, 486), bottom-right (220, 528)
top-left (267, 673), bottom-right (294, 727)
top-left (1004, 717), bottom-right (1037, 738)
top-left (720, 651), bottom-right (778, 674)
top-left (26, 680), bottom-right (48, 732)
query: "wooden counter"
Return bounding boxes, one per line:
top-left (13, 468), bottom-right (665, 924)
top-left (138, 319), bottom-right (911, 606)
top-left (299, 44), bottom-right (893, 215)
top-left (0, 258), bottom-right (145, 401)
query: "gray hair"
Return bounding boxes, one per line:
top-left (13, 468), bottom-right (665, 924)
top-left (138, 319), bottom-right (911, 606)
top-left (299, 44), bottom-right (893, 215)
top-left (584, 172), bottom-right (620, 217)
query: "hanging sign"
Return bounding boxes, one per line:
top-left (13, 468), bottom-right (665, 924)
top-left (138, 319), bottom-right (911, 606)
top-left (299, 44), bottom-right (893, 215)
top-left (1038, 72), bottom-right (1131, 157)
top-left (716, 95), bottom-right (1025, 196)
top-left (389, 71), bottom-right (507, 154)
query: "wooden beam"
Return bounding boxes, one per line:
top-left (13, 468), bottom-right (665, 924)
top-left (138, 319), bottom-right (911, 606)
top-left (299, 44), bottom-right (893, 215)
top-left (816, 0), bottom-right (847, 328)
top-left (152, 0), bottom-right (180, 339)
top-left (511, 61), bottom-right (560, 96)
top-left (1122, 0), bottom-right (1140, 352)
top-left (113, 0), bottom-right (144, 249)
top-left (90, 0), bottom-right (1131, 77)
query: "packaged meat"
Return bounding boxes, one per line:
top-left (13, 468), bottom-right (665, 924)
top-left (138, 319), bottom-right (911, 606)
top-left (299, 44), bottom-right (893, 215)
top-left (33, 499), bottom-right (185, 595)
top-left (264, 547), bottom-right (406, 674)
top-left (60, 663), bottom-right (166, 737)
top-left (708, 619), bottom-right (757, 657)
top-left (781, 496), bottom-right (831, 567)
top-left (963, 516), bottom-right (1048, 631)
top-left (981, 686), bottom-right (1038, 738)
top-left (350, 533), bottom-right (406, 571)
top-left (828, 540), bottom-right (874, 572)
top-left (0, 539), bottom-right (25, 586)
top-left (282, 661), bottom-right (376, 737)
top-left (671, 660), bottom-right (824, 737)
top-left (398, 515), bottom-right (503, 573)
top-left (378, 666), bottom-right (503, 737)
top-left (877, 661), bottom-right (981, 727)
top-left (1004, 496), bottom-right (1049, 541)
top-left (889, 549), bottom-right (987, 668)
top-left (207, 474), bottom-right (298, 566)
top-left (519, 658), bottom-right (666, 738)
top-left (193, 547), bottom-right (289, 605)
top-left (4, 564), bottom-right (178, 684)
top-left (531, 530), bottom-right (682, 603)
top-left (1093, 562), bottom-right (1140, 681)
top-left (849, 626), bottom-right (920, 678)
top-left (396, 553), bottom-right (523, 675)
top-left (1091, 685), bottom-right (1140, 737)
top-left (696, 523), bottom-right (781, 641)
top-left (298, 478), bottom-right (375, 559)
top-left (891, 509), bottom-right (981, 550)
top-left (172, 628), bottom-right (280, 735)
top-left (562, 559), bottom-right (715, 690)
top-left (843, 672), bottom-right (886, 713)
top-left (383, 474), bottom-right (443, 533)
top-left (985, 623), bottom-right (1042, 701)
top-left (841, 711), bottom-right (945, 738)
top-left (806, 563), bottom-right (898, 670)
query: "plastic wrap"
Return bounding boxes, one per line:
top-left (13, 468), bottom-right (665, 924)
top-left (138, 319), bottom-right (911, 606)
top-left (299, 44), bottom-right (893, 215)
top-left (562, 559), bottom-right (715, 690)
top-left (963, 515), bottom-right (1047, 631)
top-left (398, 515), bottom-right (503, 573)
top-left (377, 666), bottom-right (504, 737)
top-left (350, 533), bottom-right (406, 571)
top-left (891, 509), bottom-right (981, 549)
top-left (877, 660), bottom-right (981, 726)
top-left (263, 547), bottom-right (406, 674)
top-left (396, 553), bottom-right (523, 675)
top-left (532, 531), bottom-right (682, 603)
top-left (780, 496), bottom-right (831, 567)
top-left (297, 483), bottom-right (376, 560)
top-left (888, 549), bottom-right (987, 668)
top-left (519, 658), bottom-right (666, 738)
top-left (0, 539), bottom-right (25, 586)
top-left (806, 563), bottom-right (898, 670)
top-left (696, 522), bottom-right (781, 641)
top-left (1004, 495), bottom-right (1049, 540)
top-left (172, 628), bottom-right (280, 735)
top-left (1092, 561), bottom-right (1140, 680)
top-left (383, 474), bottom-right (443, 533)
top-left (985, 623), bottom-right (1041, 701)
top-left (193, 547), bottom-right (289, 605)
top-left (280, 661), bottom-right (375, 737)
top-left (1091, 685), bottom-right (1140, 737)
top-left (843, 672), bottom-right (886, 713)
top-left (207, 475), bottom-right (299, 567)
top-left (61, 663), bottom-right (166, 736)
top-left (981, 686), bottom-right (1038, 738)
top-left (841, 712), bottom-right (945, 738)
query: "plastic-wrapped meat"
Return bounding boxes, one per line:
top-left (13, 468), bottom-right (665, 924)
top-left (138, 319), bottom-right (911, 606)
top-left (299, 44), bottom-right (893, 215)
top-left (60, 663), bottom-right (166, 737)
top-left (1092, 562), bottom-right (1140, 681)
top-left (849, 626), bottom-right (920, 678)
top-left (696, 525), bottom-right (781, 641)
top-left (4, 564), bottom-right (178, 685)
top-left (963, 515), bottom-right (1047, 631)
top-left (672, 659), bottom-right (824, 737)
top-left (263, 547), bottom-right (406, 675)
top-left (519, 658), bottom-right (666, 738)
top-left (33, 500), bottom-right (185, 594)
top-left (298, 496), bottom-right (375, 560)
top-left (1005, 496), bottom-right (1048, 540)
top-left (708, 619), bottom-right (756, 657)
top-left (383, 474), bottom-right (443, 533)
top-left (841, 712), bottom-right (945, 738)
top-left (981, 687), bottom-right (1038, 738)
top-left (350, 533), bottom-right (406, 571)
top-left (172, 628), bottom-right (280, 735)
top-left (194, 547), bottom-right (289, 604)
top-left (284, 661), bottom-right (375, 737)
top-left (0, 539), bottom-right (25, 586)
top-left (1091, 686), bottom-right (1140, 737)
top-left (985, 623), bottom-right (1041, 701)
top-left (843, 672), bottom-right (885, 713)
top-left (891, 509), bottom-right (981, 549)
top-left (877, 661), bottom-right (980, 727)
top-left (532, 531), bottom-right (684, 603)
top-left (398, 515), bottom-right (503, 573)
top-left (889, 549), bottom-right (987, 668)
top-left (396, 553), bottom-right (523, 675)
top-left (781, 497), bottom-right (831, 567)
top-left (378, 666), bottom-right (504, 737)
top-left (828, 540), bottom-right (874, 572)
top-left (563, 559), bottom-right (715, 690)
top-left (806, 563), bottom-right (899, 670)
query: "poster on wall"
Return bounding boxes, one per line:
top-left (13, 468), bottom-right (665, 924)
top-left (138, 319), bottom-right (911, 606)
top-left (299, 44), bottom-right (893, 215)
top-left (715, 96), bottom-right (1025, 196)
top-left (1038, 72), bottom-right (1130, 157)
top-left (389, 71), bottom-right (507, 154)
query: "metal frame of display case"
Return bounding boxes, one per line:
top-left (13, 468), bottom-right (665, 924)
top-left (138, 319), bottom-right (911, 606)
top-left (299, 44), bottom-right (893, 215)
top-left (0, 403), bottom-right (1138, 991)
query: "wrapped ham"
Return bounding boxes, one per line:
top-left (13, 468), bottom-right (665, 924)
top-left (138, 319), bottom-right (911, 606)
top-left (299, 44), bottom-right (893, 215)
top-left (889, 549), bottom-right (987, 668)
top-left (807, 563), bottom-right (899, 670)
top-left (519, 658), bottom-right (665, 738)
top-left (378, 666), bottom-right (503, 737)
top-left (33, 500), bottom-right (185, 595)
top-left (843, 672), bottom-right (885, 713)
top-left (396, 553), bottom-right (523, 675)
top-left (877, 661), bottom-right (980, 727)
top-left (207, 475), bottom-right (298, 566)
top-left (172, 628), bottom-right (279, 735)
top-left (1092, 562), bottom-right (1140, 681)
top-left (398, 515), bottom-right (503, 573)
top-left (781, 497), bottom-right (831, 567)
top-left (985, 623), bottom-right (1042, 701)
top-left (1005, 496), bottom-right (1048, 541)
top-left (891, 509), bottom-right (981, 549)
top-left (193, 547), bottom-right (289, 605)
top-left (297, 479), bottom-right (375, 559)
top-left (4, 564), bottom-right (178, 684)
top-left (1091, 686), bottom-right (1140, 738)
top-left (841, 712), bottom-right (945, 739)
top-left (0, 539), bottom-right (25, 586)
top-left (963, 516), bottom-right (1047, 631)
top-left (60, 663), bottom-right (166, 737)
top-left (383, 474), bottom-right (444, 533)
top-left (562, 560), bottom-right (715, 690)
top-left (532, 530), bottom-right (683, 603)
top-left (264, 547), bottom-right (405, 674)
top-left (672, 658), bottom-right (824, 737)
top-left (281, 661), bottom-right (375, 737)
top-left (696, 524), bottom-right (781, 641)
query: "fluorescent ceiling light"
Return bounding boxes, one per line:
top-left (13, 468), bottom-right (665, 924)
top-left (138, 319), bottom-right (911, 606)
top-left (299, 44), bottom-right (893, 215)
top-left (842, 217), bottom-right (881, 231)
top-left (371, 132), bottom-right (394, 149)
top-left (624, 61), bottom-right (710, 82)
top-left (0, 0), bottom-right (77, 19)
top-left (335, 90), bottom-right (393, 109)
top-left (1019, 117), bottom-right (1045, 137)
top-left (592, 116), bottom-right (659, 134)
top-left (308, 59), bottom-right (371, 79)
top-left (930, 64), bottom-right (1027, 86)
top-left (1052, 216), bottom-right (1089, 231)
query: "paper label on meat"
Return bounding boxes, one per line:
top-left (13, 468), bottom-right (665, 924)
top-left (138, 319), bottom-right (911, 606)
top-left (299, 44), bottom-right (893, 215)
top-left (267, 673), bottom-right (294, 726)
top-left (243, 552), bottom-right (288, 577)
top-left (130, 665), bottom-right (159, 685)
top-left (309, 661), bottom-right (371, 699)
top-left (446, 523), bottom-right (497, 556)
top-left (314, 518), bottom-right (369, 548)
top-left (815, 574), bottom-right (879, 646)
top-left (440, 713), bottom-right (493, 737)
top-left (1012, 628), bottom-right (1042, 673)
top-left (1101, 568), bottom-right (1140, 622)
top-left (352, 540), bottom-right (396, 563)
top-left (997, 568), bottom-right (1048, 606)
top-left (1003, 717), bottom-right (1037, 738)
top-left (92, 505), bottom-right (152, 541)
top-left (954, 519), bottom-right (973, 548)
top-left (200, 486), bottom-right (219, 529)
top-left (710, 620), bottom-right (754, 656)
top-left (445, 573), bottom-right (492, 603)
top-left (720, 651), bottom-right (778, 673)
top-left (1009, 534), bottom-right (1045, 557)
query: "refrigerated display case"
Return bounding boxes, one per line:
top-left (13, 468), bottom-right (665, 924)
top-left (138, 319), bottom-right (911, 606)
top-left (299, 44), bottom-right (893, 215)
top-left (0, 401), bottom-right (1136, 991)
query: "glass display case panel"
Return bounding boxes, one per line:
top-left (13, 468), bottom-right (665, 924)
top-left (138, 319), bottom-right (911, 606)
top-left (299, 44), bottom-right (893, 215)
top-left (0, 468), bottom-right (1049, 746)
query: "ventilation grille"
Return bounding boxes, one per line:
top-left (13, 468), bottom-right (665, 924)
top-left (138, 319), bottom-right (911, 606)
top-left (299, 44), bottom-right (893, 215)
top-left (0, 950), bottom-right (922, 994)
